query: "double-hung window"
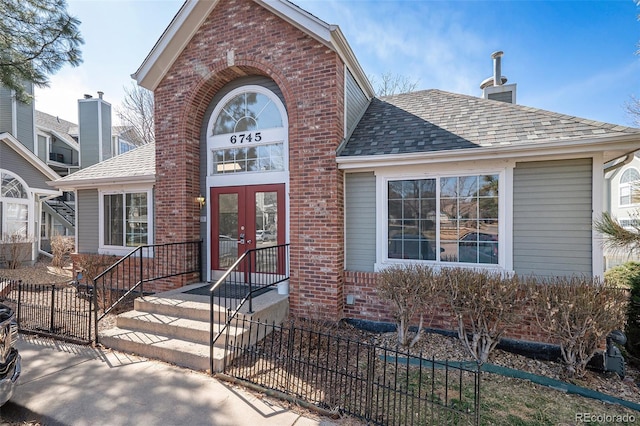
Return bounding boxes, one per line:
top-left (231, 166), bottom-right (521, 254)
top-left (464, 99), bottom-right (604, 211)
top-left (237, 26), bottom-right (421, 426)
top-left (387, 174), bottom-right (499, 265)
top-left (102, 191), bottom-right (150, 250)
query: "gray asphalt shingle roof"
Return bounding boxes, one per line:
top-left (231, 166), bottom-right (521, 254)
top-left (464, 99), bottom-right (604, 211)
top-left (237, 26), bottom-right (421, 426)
top-left (340, 89), bottom-right (640, 157)
top-left (55, 142), bottom-right (155, 184)
top-left (35, 110), bottom-right (78, 146)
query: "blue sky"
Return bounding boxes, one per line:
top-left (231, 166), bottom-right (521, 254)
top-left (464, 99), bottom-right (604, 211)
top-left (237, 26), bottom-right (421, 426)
top-left (35, 0), bottom-right (640, 127)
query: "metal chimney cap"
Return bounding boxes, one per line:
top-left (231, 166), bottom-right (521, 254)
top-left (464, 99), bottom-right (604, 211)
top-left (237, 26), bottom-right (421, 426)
top-left (97, 91), bottom-right (104, 99)
top-left (83, 94), bottom-right (92, 99)
top-left (491, 51), bottom-right (504, 59)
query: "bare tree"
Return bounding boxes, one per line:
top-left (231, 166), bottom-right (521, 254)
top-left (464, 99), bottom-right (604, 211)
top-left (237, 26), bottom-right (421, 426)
top-left (116, 82), bottom-right (155, 145)
top-left (369, 72), bottom-right (419, 97)
top-left (626, 95), bottom-right (640, 128)
top-left (0, 0), bottom-right (83, 103)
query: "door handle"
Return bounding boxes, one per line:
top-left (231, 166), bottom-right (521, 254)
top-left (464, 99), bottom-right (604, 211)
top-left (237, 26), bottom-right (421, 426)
top-left (238, 233), bottom-right (245, 244)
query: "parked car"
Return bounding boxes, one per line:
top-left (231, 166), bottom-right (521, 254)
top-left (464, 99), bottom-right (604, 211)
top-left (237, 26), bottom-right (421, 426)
top-left (459, 232), bottom-right (498, 264)
top-left (0, 304), bottom-right (20, 406)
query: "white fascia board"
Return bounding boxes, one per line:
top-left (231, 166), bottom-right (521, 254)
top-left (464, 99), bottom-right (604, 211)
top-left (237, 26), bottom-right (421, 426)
top-left (0, 132), bottom-right (61, 181)
top-left (37, 127), bottom-right (79, 151)
top-left (48, 175), bottom-right (155, 191)
top-left (337, 134), bottom-right (640, 170)
top-left (264, 1), bottom-right (374, 99)
top-left (330, 27), bottom-right (375, 99)
top-left (132, 0), bottom-right (219, 90)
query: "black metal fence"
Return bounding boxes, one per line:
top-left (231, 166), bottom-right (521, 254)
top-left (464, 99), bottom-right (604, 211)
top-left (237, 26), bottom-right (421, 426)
top-left (94, 240), bottom-right (203, 322)
top-left (0, 280), bottom-right (93, 344)
top-left (222, 317), bottom-right (481, 426)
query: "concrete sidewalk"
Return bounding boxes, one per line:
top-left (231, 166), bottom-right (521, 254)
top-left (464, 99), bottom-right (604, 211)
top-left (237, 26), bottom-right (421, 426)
top-left (2, 336), bottom-right (339, 426)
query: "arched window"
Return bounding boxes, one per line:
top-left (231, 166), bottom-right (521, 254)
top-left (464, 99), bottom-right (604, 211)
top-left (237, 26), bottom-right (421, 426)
top-left (207, 86), bottom-right (287, 175)
top-left (0, 171), bottom-right (29, 239)
top-left (620, 168), bottom-right (640, 206)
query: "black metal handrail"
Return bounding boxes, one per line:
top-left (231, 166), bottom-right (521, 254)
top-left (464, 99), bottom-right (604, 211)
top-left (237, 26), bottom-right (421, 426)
top-left (93, 240), bottom-right (202, 340)
top-left (209, 243), bottom-right (289, 372)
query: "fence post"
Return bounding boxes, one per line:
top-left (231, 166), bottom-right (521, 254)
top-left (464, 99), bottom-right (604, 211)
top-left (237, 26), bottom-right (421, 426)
top-left (248, 251), bottom-right (254, 314)
top-left (16, 281), bottom-right (22, 328)
top-left (93, 278), bottom-right (99, 345)
top-left (139, 247), bottom-right (144, 296)
top-left (198, 240), bottom-right (203, 282)
top-left (365, 343), bottom-right (375, 420)
top-left (50, 285), bottom-right (56, 333)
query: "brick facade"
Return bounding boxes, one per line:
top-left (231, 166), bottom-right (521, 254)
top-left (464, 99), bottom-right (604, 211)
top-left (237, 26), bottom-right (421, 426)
top-left (153, 0), bottom-right (345, 316)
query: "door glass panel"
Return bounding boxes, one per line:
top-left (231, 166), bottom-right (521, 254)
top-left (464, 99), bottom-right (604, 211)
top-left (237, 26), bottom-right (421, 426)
top-left (218, 193), bottom-right (239, 269)
top-left (255, 191), bottom-right (278, 273)
top-left (255, 191), bottom-right (277, 249)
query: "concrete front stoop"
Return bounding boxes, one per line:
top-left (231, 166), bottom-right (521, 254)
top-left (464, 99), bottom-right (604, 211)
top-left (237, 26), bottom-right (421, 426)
top-left (99, 283), bottom-right (289, 372)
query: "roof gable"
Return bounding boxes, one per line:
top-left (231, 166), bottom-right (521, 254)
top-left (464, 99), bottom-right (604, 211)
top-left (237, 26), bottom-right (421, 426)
top-left (340, 89), bottom-right (640, 159)
top-left (131, 0), bottom-right (373, 97)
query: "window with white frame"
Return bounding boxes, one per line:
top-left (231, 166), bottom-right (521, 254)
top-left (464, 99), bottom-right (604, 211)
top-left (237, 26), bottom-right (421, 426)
top-left (207, 86), bottom-right (287, 175)
top-left (620, 168), bottom-right (640, 207)
top-left (387, 174), bottom-right (499, 265)
top-left (0, 171), bottom-right (29, 239)
top-left (102, 191), bottom-right (150, 248)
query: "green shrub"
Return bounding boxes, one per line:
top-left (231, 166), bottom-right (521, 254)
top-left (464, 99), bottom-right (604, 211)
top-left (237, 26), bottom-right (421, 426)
top-left (606, 262), bottom-right (640, 358)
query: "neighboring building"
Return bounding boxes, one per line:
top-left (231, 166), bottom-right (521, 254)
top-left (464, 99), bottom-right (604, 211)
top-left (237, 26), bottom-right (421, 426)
top-left (603, 151), bottom-right (640, 269)
top-left (52, 0), bottom-right (640, 342)
top-left (0, 83), bottom-right (140, 261)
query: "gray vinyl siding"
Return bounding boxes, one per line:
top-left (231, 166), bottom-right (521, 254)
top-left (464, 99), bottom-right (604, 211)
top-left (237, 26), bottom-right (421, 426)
top-left (15, 83), bottom-right (34, 151)
top-left (77, 189), bottom-right (99, 253)
top-left (345, 172), bottom-right (376, 271)
top-left (37, 135), bottom-right (47, 162)
top-left (513, 158), bottom-right (593, 277)
top-left (100, 101), bottom-right (112, 161)
top-left (79, 101), bottom-right (100, 168)
top-left (0, 87), bottom-right (13, 134)
top-left (0, 143), bottom-right (50, 190)
top-left (345, 70), bottom-right (369, 138)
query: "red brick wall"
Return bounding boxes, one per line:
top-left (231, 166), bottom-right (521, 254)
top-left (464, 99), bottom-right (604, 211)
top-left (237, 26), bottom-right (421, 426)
top-left (344, 270), bottom-right (557, 345)
top-left (153, 0), bottom-right (346, 314)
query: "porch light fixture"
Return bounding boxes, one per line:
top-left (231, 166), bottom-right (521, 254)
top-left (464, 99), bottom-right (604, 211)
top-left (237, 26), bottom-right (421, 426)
top-left (196, 194), bottom-right (206, 208)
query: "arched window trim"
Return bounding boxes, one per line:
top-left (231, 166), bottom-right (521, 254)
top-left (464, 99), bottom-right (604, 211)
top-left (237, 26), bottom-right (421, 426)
top-left (206, 85), bottom-right (289, 176)
top-left (620, 167), bottom-right (640, 207)
top-left (0, 169), bottom-right (31, 240)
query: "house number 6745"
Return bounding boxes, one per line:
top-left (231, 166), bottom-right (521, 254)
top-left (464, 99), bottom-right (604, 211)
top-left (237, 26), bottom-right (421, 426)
top-left (230, 132), bottom-right (262, 144)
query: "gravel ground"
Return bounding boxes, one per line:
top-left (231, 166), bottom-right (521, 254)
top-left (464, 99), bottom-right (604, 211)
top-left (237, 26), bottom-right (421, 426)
top-left (2, 259), bottom-right (639, 408)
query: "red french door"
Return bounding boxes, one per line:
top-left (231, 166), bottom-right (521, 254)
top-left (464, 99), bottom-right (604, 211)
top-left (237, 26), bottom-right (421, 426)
top-left (211, 184), bottom-right (285, 271)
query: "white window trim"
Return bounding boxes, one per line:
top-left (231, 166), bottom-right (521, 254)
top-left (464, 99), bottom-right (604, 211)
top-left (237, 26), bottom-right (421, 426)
top-left (374, 166), bottom-right (509, 272)
top-left (0, 170), bottom-right (32, 241)
top-left (98, 187), bottom-right (153, 257)
top-left (619, 167), bottom-right (640, 207)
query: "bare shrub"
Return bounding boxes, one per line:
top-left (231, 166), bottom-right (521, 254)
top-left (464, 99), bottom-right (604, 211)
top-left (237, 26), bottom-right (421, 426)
top-left (50, 235), bottom-right (74, 267)
top-left (528, 275), bottom-right (628, 378)
top-left (1, 232), bottom-right (32, 269)
top-left (440, 267), bottom-right (523, 365)
top-left (376, 263), bottom-right (440, 347)
top-left (74, 253), bottom-right (116, 308)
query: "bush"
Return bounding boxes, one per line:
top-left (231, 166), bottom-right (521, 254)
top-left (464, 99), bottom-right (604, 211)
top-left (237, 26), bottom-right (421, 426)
top-left (1, 232), bottom-right (32, 269)
top-left (440, 268), bottom-right (523, 364)
top-left (376, 264), bottom-right (440, 347)
top-left (50, 235), bottom-right (74, 267)
top-left (528, 275), bottom-right (628, 378)
top-left (605, 262), bottom-right (640, 358)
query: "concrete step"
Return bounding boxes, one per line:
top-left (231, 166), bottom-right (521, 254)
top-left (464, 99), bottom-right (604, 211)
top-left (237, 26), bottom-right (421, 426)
top-left (99, 286), bottom-right (290, 372)
top-left (99, 327), bottom-right (228, 371)
top-left (133, 295), bottom-right (238, 323)
top-left (116, 310), bottom-right (247, 346)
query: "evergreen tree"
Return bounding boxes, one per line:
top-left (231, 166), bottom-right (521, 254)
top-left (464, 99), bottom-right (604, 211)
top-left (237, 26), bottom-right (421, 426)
top-left (0, 0), bottom-right (83, 103)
